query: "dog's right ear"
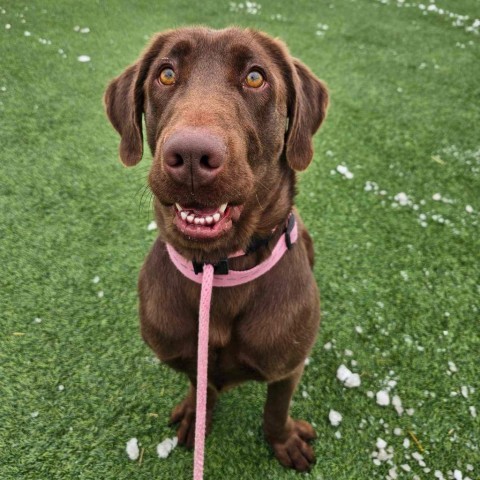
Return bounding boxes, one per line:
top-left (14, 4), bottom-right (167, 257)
top-left (104, 32), bottom-right (172, 167)
top-left (104, 64), bottom-right (144, 167)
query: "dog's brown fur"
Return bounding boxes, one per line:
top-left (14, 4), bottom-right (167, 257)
top-left (104, 27), bottom-right (328, 471)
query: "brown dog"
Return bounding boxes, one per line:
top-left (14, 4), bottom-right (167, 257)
top-left (104, 27), bottom-right (328, 472)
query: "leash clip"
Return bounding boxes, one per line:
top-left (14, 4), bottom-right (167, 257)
top-left (192, 259), bottom-right (229, 275)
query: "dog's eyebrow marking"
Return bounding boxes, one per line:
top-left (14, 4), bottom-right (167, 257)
top-left (167, 39), bottom-right (193, 59)
top-left (229, 44), bottom-right (256, 71)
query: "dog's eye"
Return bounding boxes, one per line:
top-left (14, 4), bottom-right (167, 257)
top-left (159, 68), bottom-right (176, 85)
top-left (245, 70), bottom-right (264, 88)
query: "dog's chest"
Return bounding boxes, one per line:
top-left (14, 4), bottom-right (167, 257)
top-left (206, 313), bottom-right (267, 388)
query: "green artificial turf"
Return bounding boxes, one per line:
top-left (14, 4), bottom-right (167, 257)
top-left (1, 0), bottom-right (479, 479)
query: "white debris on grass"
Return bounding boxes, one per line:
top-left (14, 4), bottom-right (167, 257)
top-left (98, 290), bottom-right (104, 298)
top-left (389, 466), bottom-right (399, 479)
top-left (92, 275), bottom-right (100, 284)
top-left (336, 364), bottom-right (351, 382)
top-left (469, 406), bottom-right (477, 418)
top-left (376, 437), bottom-right (387, 449)
top-left (454, 470), bottom-right (463, 480)
top-left (376, 390), bottom-right (390, 406)
top-left (403, 437), bottom-right (410, 448)
top-left (74, 25), bottom-right (91, 34)
top-left (400, 271), bottom-right (409, 281)
top-left (432, 192), bottom-right (442, 201)
top-left (304, 357), bottom-right (311, 366)
top-left (58, 385), bottom-right (64, 391)
top-left (229, 2), bottom-right (261, 14)
top-left (412, 451), bottom-right (424, 462)
top-left (355, 325), bottom-right (363, 334)
top-left (448, 361), bottom-right (458, 373)
top-left (126, 437), bottom-right (140, 460)
top-left (328, 409), bottom-right (342, 427)
top-left (387, 380), bottom-right (397, 389)
top-left (336, 364), bottom-right (361, 388)
top-left (364, 181), bottom-right (375, 192)
top-left (334, 430), bottom-right (342, 439)
top-left (5, 23), bottom-right (11, 29)
top-left (31, 411), bottom-right (39, 418)
top-left (392, 394), bottom-right (404, 415)
top-left (371, 437), bottom-right (393, 465)
top-left (378, 1), bottom-right (480, 36)
top-left (336, 164), bottom-right (354, 179)
top-left (147, 220), bottom-right (157, 231)
top-left (344, 373), bottom-right (361, 388)
top-left (77, 55), bottom-right (91, 62)
top-left (434, 471), bottom-right (445, 480)
top-left (33, 317), bottom-right (42, 324)
top-left (401, 464), bottom-right (411, 472)
top-left (323, 341), bottom-right (333, 350)
top-left (461, 386), bottom-right (469, 398)
top-left (393, 427), bottom-right (403, 436)
top-left (394, 192), bottom-right (410, 206)
top-left (465, 205), bottom-right (473, 213)
top-left (270, 13), bottom-right (287, 21)
top-left (157, 436), bottom-right (178, 459)
top-left (316, 23), bottom-right (329, 37)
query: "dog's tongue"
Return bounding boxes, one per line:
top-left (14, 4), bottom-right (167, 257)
top-left (187, 206), bottom-right (219, 215)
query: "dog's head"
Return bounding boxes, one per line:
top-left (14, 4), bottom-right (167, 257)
top-left (104, 27), bottom-right (328, 260)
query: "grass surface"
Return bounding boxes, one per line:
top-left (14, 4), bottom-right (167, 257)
top-left (1, 0), bottom-right (479, 479)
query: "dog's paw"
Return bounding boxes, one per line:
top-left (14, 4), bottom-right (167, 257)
top-left (169, 396), bottom-right (214, 449)
top-left (269, 420), bottom-right (316, 472)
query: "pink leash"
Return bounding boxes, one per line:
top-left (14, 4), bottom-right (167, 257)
top-left (193, 263), bottom-right (214, 480)
top-left (170, 215), bottom-right (298, 479)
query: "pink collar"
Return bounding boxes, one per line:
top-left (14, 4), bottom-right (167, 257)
top-left (166, 214), bottom-right (298, 288)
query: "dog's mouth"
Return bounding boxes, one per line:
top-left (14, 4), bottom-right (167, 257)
top-left (173, 202), bottom-right (244, 240)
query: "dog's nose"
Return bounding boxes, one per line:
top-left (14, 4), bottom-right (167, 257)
top-left (163, 129), bottom-right (226, 186)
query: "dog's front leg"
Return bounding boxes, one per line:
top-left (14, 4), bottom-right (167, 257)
top-left (169, 381), bottom-right (218, 449)
top-left (263, 364), bottom-right (316, 472)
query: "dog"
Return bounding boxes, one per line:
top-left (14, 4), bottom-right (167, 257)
top-left (104, 26), bottom-right (328, 472)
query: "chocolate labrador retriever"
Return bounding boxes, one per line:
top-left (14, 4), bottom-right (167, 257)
top-left (104, 27), bottom-right (328, 471)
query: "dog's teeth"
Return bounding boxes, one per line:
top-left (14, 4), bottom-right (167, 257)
top-left (194, 217), bottom-right (202, 225)
top-left (175, 203), bottom-right (183, 212)
top-left (180, 211), bottom-right (188, 221)
top-left (212, 213), bottom-right (221, 222)
top-left (205, 216), bottom-right (213, 225)
top-left (219, 203), bottom-right (228, 213)
top-left (187, 215), bottom-right (195, 223)
top-left (198, 218), bottom-right (206, 225)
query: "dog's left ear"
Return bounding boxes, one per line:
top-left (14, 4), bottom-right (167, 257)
top-left (285, 59), bottom-right (329, 171)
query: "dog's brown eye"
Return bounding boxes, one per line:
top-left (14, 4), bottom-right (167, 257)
top-left (245, 70), bottom-right (264, 88)
top-left (159, 68), bottom-right (176, 85)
